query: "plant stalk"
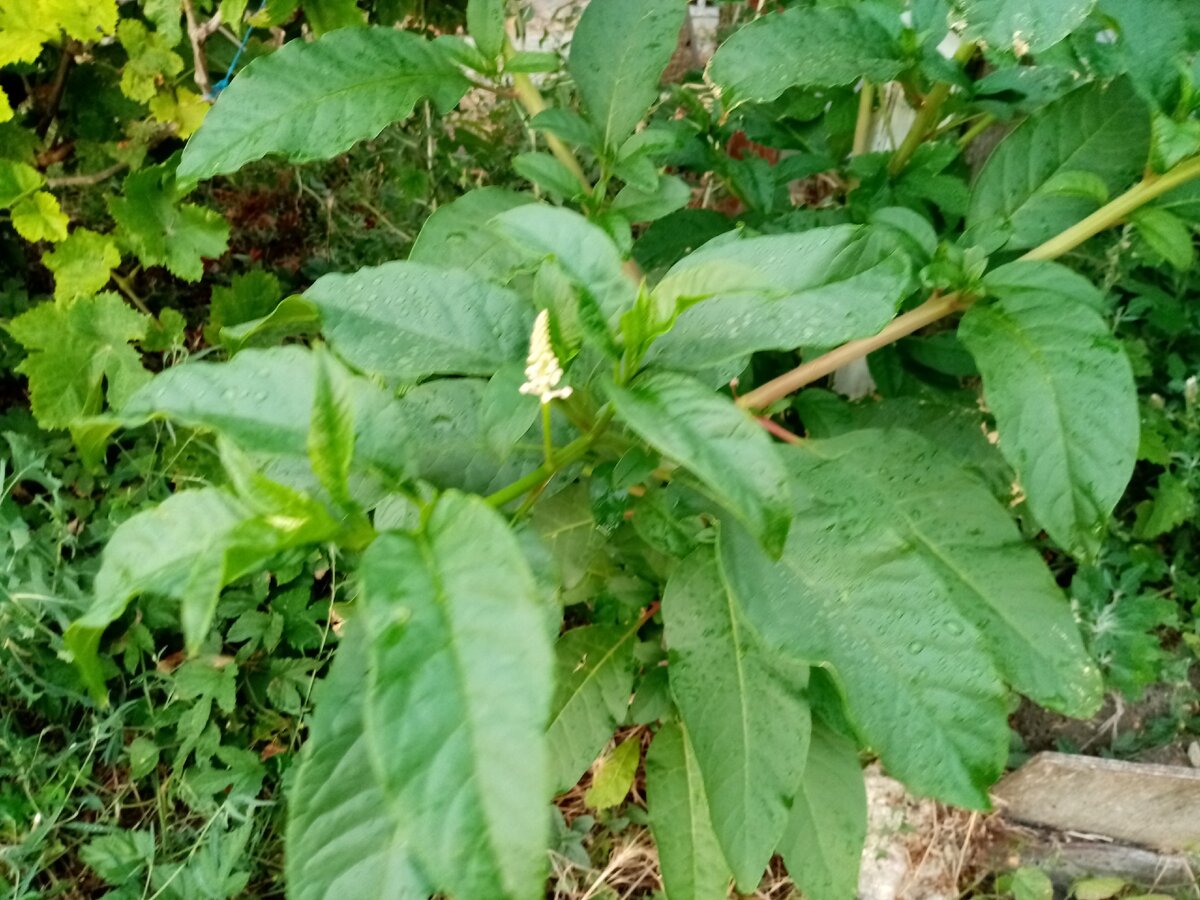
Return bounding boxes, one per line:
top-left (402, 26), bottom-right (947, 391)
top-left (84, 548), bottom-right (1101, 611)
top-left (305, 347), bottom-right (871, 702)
top-left (486, 406), bottom-right (614, 508)
top-left (852, 82), bottom-right (874, 156)
top-left (887, 41), bottom-right (976, 176)
top-left (510, 71), bottom-right (591, 192)
top-left (736, 155), bottom-right (1200, 411)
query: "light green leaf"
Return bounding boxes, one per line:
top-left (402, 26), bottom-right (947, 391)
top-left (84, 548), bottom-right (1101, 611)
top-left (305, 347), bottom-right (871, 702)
top-left (512, 151), bottom-right (586, 199)
top-left (958, 0), bottom-right (1096, 53)
top-left (567, 0), bottom-right (688, 150)
top-left (646, 226), bottom-right (911, 371)
top-left (960, 289), bottom-right (1138, 559)
top-left (1009, 867), bottom-right (1054, 900)
top-left (117, 19), bottom-right (184, 102)
top-left (303, 0), bottom-right (364, 34)
top-left (663, 547), bottom-right (810, 891)
top-left (287, 625), bottom-right (429, 900)
top-left (467, 0), bottom-right (506, 60)
top-left (786, 428), bottom-right (1100, 716)
top-left (308, 346), bottom-right (356, 507)
top-left (66, 488), bottom-right (336, 702)
top-left (44, 229), bottom-right (121, 300)
top-left (613, 174), bottom-right (691, 223)
top-left (547, 624), bottom-right (639, 793)
top-left (1132, 472), bottom-right (1193, 540)
top-left (505, 50), bottom-right (559, 73)
top-left (12, 191), bottom-right (69, 242)
top-left (0, 159), bottom-right (44, 208)
top-left (968, 79), bottom-right (1151, 249)
top-left (6, 293), bottom-right (149, 428)
top-left (361, 493), bottom-right (552, 900)
top-left (179, 28), bottom-right (469, 183)
top-left (779, 724), bottom-right (866, 900)
top-left (120, 346), bottom-right (412, 482)
top-left (1037, 170), bottom-right (1110, 204)
top-left (409, 187), bottom-right (536, 278)
top-left (303, 261), bottom-right (532, 381)
top-left (608, 371), bottom-right (791, 555)
top-left (1073, 877), bottom-right (1128, 900)
top-left (584, 737), bottom-right (641, 809)
top-left (1132, 207), bottom-right (1195, 270)
top-left (646, 722), bottom-right (731, 900)
top-left (708, 6), bottom-right (904, 108)
top-left (108, 164), bottom-right (229, 281)
top-left (720, 439), bottom-right (1012, 808)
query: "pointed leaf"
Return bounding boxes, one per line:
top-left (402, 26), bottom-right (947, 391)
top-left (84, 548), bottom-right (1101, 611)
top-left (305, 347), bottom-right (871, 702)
top-left (646, 723), bottom-right (731, 900)
top-left (467, 0), bottom-right (506, 60)
top-left (304, 261), bottom-right (532, 381)
top-left (608, 371), bottom-right (791, 555)
top-left (663, 546), bottom-right (811, 891)
top-left (960, 286), bottom-right (1138, 559)
top-left (287, 627), bottom-right (429, 900)
top-left (308, 346), bottom-right (356, 506)
top-left (179, 28), bottom-right (469, 182)
top-left (968, 79), bottom-right (1150, 249)
top-left (361, 493), bottom-right (552, 900)
top-left (959, 0), bottom-right (1096, 54)
top-left (709, 5), bottom-right (904, 108)
top-left (547, 624), bottom-right (639, 793)
top-left (409, 187), bottom-right (536, 278)
top-left (584, 737), bottom-right (641, 809)
top-left (567, 0), bottom-right (688, 150)
top-left (779, 724), bottom-right (866, 900)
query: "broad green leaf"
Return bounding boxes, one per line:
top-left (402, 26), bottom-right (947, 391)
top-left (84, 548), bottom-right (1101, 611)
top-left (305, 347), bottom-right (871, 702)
top-left (12, 192), bottom-right (69, 243)
top-left (608, 371), bottom-right (791, 555)
top-left (108, 165), bottom-right (229, 281)
top-left (467, 0), bottom-right (506, 60)
top-left (287, 625), bottom-right (429, 900)
top-left (1132, 207), bottom-right (1195, 270)
top-left (708, 6), bottom-right (904, 108)
top-left (1009, 867), bottom-right (1054, 900)
top-left (1073, 877), bottom-right (1128, 900)
top-left (567, 0), bottom-right (688, 150)
top-left (613, 174), bottom-right (691, 223)
top-left (0, 87), bottom-right (9, 122)
top-left (778, 724), bottom-right (866, 900)
top-left (584, 737), bottom-right (640, 809)
top-left (662, 547), bottom-right (810, 891)
top-left (981, 259), bottom-right (1104, 310)
top-left (958, 0), bottom-right (1095, 54)
top-left (0, 159), bottom-right (44, 208)
top-left (512, 151), bottom-right (586, 199)
top-left (44, 229), bottom-right (121, 300)
top-left (6, 293), bottom-right (149, 428)
top-left (530, 108), bottom-right (596, 147)
top-left (547, 624), bottom-right (639, 793)
top-left (787, 427), bottom-right (1101, 710)
top-left (481, 364), bottom-right (540, 457)
top-left (66, 488), bottom-right (336, 702)
top-left (361, 493), bottom-right (552, 900)
top-left (646, 226), bottom-right (911, 371)
top-left (308, 346), bottom-right (356, 507)
top-left (179, 28), bottom-right (469, 183)
top-left (120, 346), bottom-right (412, 482)
top-left (303, 261), bottom-right (532, 381)
top-left (645, 723), bottom-right (731, 900)
top-left (492, 204), bottom-right (636, 326)
top-left (960, 288), bottom-right (1138, 559)
top-left (303, 0), bottom-right (364, 34)
top-left (968, 79), bottom-right (1151, 249)
top-left (409, 187), bottom-right (536, 278)
top-left (719, 440), bottom-right (1011, 807)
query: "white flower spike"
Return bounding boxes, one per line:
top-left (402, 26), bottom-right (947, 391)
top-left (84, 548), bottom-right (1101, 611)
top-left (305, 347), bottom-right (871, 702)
top-left (519, 309), bottom-right (573, 405)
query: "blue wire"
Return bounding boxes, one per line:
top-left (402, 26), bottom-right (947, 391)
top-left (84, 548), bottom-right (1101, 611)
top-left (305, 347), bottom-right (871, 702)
top-left (211, 0), bottom-right (269, 97)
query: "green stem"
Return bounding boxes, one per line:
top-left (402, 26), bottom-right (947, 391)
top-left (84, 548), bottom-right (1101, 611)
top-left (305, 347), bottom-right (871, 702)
top-left (486, 406), bottom-right (615, 509)
top-left (956, 113), bottom-right (995, 149)
top-left (541, 402), bottom-right (555, 466)
top-left (887, 41), bottom-right (976, 176)
top-left (738, 153), bottom-right (1200, 411)
top-left (510, 70), bottom-right (591, 193)
top-left (852, 81), bottom-right (874, 156)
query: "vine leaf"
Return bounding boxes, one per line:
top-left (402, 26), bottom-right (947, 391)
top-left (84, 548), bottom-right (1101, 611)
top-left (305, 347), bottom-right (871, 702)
top-left (303, 261), bottom-right (533, 381)
top-left (608, 371), bottom-right (792, 556)
top-left (967, 78), bottom-right (1151, 249)
top-left (12, 192), bottom-right (69, 243)
top-left (645, 225), bottom-right (912, 371)
top-left (720, 433), bottom-right (1014, 808)
top-left (960, 282), bottom-right (1138, 560)
top-left (43, 229), bottom-right (122, 300)
top-left (547, 624), bottom-right (639, 793)
top-left (5, 292), bottom-right (149, 429)
top-left (287, 623), bottom-right (430, 900)
top-left (646, 723), bottom-right (732, 900)
top-left (958, 0), bottom-right (1096, 54)
top-left (567, 0), bottom-right (689, 151)
top-left (708, 5), bottom-right (904, 108)
top-left (778, 724), bottom-right (867, 900)
top-left (361, 493), bottom-right (552, 900)
top-left (178, 28), bottom-right (469, 183)
top-left (662, 546), bottom-right (811, 891)
top-left (303, 0), bottom-right (365, 35)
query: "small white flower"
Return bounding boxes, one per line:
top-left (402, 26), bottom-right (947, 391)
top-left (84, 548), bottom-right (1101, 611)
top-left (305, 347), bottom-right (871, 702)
top-left (1185, 375), bottom-right (1198, 408)
top-left (1012, 31), bottom-right (1030, 57)
top-left (519, 310), bottom-right (573, 405)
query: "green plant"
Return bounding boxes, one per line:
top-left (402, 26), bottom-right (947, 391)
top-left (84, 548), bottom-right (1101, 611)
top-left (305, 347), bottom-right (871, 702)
top-left (14, 0), bottom-right (1200, 898)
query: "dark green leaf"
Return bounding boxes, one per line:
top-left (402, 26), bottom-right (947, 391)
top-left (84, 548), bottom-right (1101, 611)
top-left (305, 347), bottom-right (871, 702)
top-left (409, 187), bottom-right (536, 277)
top-left (613, 174), bottom-right (691, 223)
top-left (608, 371), bottom-right (791, 555)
